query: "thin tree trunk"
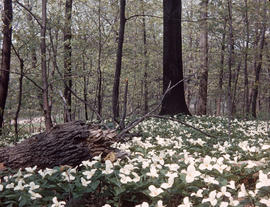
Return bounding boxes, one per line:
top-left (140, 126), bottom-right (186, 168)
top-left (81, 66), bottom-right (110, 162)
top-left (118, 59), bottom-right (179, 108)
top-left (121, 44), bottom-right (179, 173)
top-left (141, 0), bottom-right (149, 114)
top-left (251, 0), bottom-right (267, 118)
top-left (97, 0), bottom-right (103, 117)
top-left (232, 59), bottom-right (242, 115)
top-left (186, 6), bottom-right (194, 110)
top-left (197, 0), bottom-right (209, 115)
top-left (216, 18), bottom-right (227, 116)
top-left (112, 0), bottom-right (126, 122)
top-left (41, 0), bottom-right (53, 131)
top-left (0, 0), bottom-right (13, 134)
top-left (12, 47), bottom-right (24, 141)
top-left (227, 0), bottom-right (234, 117)
top-left (243, 0), bottom-right (250, 118)
top-left (63, 0), bottom-right (73, 122)
top-left (83, 55), bottom-right (89, 120)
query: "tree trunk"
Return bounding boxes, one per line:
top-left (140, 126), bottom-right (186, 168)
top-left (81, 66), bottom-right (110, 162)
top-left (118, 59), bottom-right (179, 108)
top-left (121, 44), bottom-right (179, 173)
top-left (112, 0), bottom-right (126, 122)
top-left (12, 47), bottom-right (24, 141)
top-left (227, 0), bottom-right (234, 117)
top-left (63, 0), bottom-right (73, 122)
top-left (141, 0), bottom-right (149, 114)
top-left (0, 0), bottom-right (13, 134)
top-left (41, 0), bottom-right (53, 131)
top-left (0, 121), bottom-right (117, 169)
top-left (83, 55), bottom-right (89, 120)
top-left (160, 0), bottom-right (190, 116)
top-left (251, 0), bottom-right (266, 118)
top-left (216, 18), bottom-right (227, 116)
top-left (97, 0), bottom-right (103, 117)
top-left (197, 0), bottom-right (208, 115)
top-left (243, 0), bottom-right (250, 118)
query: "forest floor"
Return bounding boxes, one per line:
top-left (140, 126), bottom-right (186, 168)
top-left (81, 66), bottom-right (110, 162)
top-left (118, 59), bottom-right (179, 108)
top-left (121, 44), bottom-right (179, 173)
top-left (0, 115), bottom-right (270, 207)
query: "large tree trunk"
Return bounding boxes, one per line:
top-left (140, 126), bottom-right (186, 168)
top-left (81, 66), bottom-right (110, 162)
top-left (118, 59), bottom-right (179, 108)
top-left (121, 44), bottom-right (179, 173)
top-left (63, 0), bottom-right (73, 122)
top-left (112, 0), bottom-right (126, 122)
top-left (197, 0), bottom-right (208, 115)
top-left (0, 0), bottom-right (13, 134)
top-left (160, 0), bottom-right (190, 115)
top-left (0, 121), bottom-right (117, 169)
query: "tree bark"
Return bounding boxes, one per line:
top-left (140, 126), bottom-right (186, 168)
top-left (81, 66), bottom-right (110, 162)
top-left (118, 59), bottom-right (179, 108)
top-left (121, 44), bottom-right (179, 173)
top-left (227, 0), bottom-right (234, 117)
top-left (41, 0), bottom-right (53, 131)
top-left (0, 0), bottom-right (13, 134)
top-left (243, 0), bottom-right (250, 118)
top-left (251, 0), bottom-right (266, 118)
top-left (63, 0), bottom-right (73, 122)
top-left (160, 0), bottom-right (190, 115)
top-left (216, 18), bottom-right (227, 116)
top-left (97, 0), bottom-right (103, 117)
top-left (141, 0), bottom-right (149, 114)
top-left (112, 0), bottom-right (126, 122)
top-left (197, 0), bottom-right (209, 115)
top-left (0, 121), bottom-right (117, 169)
top-left (12, 46), bottom-right (24, 141)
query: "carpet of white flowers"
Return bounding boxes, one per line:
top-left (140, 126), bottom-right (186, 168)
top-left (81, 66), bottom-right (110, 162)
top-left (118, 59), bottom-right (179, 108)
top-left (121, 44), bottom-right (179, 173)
top-left (1, 116), bottom-right (270, 207)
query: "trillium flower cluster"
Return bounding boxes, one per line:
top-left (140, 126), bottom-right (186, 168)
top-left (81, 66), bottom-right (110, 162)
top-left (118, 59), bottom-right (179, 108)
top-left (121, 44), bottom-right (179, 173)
top-left (0, 116), bottom-right (270, 206)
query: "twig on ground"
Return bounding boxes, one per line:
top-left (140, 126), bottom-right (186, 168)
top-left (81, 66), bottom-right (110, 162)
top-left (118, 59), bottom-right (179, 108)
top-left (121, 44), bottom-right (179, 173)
top-left (152, 115), bottom-right (217, 139)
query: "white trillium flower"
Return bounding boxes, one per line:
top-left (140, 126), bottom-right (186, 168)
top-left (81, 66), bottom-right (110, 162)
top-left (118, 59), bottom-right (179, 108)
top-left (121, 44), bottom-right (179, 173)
top-left (202, 190), bottom-right (217, 206)
top-left (51, 197), bottom-right (66, 207)
top-left (256, 170), bottom-right (270, 189)
top-left (6, 183), bottom-right (14, 189)
top-left (156, 200), bottom-right (166, 207)
top-left (227, 180), bottom-right (236, 189)
top-left (148, 185), bottom-right (164, 197)
top-left (29, 190), bottom-right (42, 200)
top-left (25, 166), bottom-right (37, 173)
top-left (83, 169), bottom-right (96, 179)
top-left (191, 189), bottom-right (203, 197)
top-left (220, 201), bottom-right (229, 207)
top-left (260, 198), bottom-right (270, 206)
top-left (102, 204), bottom-right (111, 207)
top-left (14, 180), bottom-right (25, 191)
top-left (178, 197), bottom-right (192, 207)
top-left (119, 174), bottom-right (133, 184)
top-left (199, 156), bottom-right (213, 171)
top-left (103, 160), bottom-right (114, 174)
top-left (81, 177), bottom-right (91, 186)
top-left (26, 181), bottom-right (40, 191)
top-left (217, 186), bottom-right (231, 198)
top-left (182, 164), bottom-right (201, 183)
top-left (146, 165), bottom-right (159, 178)
top-left (238, 184), bottom-right (248, 198)
top-left (135, 202), bottom-right (149, 207)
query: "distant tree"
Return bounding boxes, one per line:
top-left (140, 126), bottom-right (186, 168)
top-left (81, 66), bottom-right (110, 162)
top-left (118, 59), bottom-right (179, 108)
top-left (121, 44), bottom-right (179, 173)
top-left (0, 0), bottom-right (13, 134)
top-left (112, 0), bottom-right (126, 122)
top-left (63, 0), bottom-right (73, 122)
top-left (251, 0), bottom-right (267, 118)
top-left (197, 0), bottom-right (208, 115)
top-left (160, 0), bottom-right (190, 115)
top-left (41, 0), bottom-right (53, 130)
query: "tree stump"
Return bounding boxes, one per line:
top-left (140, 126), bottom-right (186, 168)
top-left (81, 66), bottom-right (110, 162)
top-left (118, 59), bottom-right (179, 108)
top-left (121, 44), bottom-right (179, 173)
top-left (0, 121), bottom-right (117, 169)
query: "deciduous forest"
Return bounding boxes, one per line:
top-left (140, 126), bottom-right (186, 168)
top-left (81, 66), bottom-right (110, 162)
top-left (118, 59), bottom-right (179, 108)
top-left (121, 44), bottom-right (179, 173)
top-left (0, 0), bottom-right (270, 207)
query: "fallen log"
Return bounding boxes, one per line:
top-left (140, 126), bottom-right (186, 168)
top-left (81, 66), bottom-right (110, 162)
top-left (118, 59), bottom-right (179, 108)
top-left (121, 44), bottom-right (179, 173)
top-left (0, 121), bottom-right (118, 169)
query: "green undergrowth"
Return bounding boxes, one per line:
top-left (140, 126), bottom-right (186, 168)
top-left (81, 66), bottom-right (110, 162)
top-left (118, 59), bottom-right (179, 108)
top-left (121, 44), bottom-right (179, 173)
top-left (1, 115), bottom-right (270, 207)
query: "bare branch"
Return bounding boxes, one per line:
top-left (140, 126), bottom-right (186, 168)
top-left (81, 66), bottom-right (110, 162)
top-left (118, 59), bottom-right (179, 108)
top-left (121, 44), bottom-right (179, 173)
top-left (152, 115), bottom-right (217, 139)
top-left (14, 0), bottom-right (42, 27)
